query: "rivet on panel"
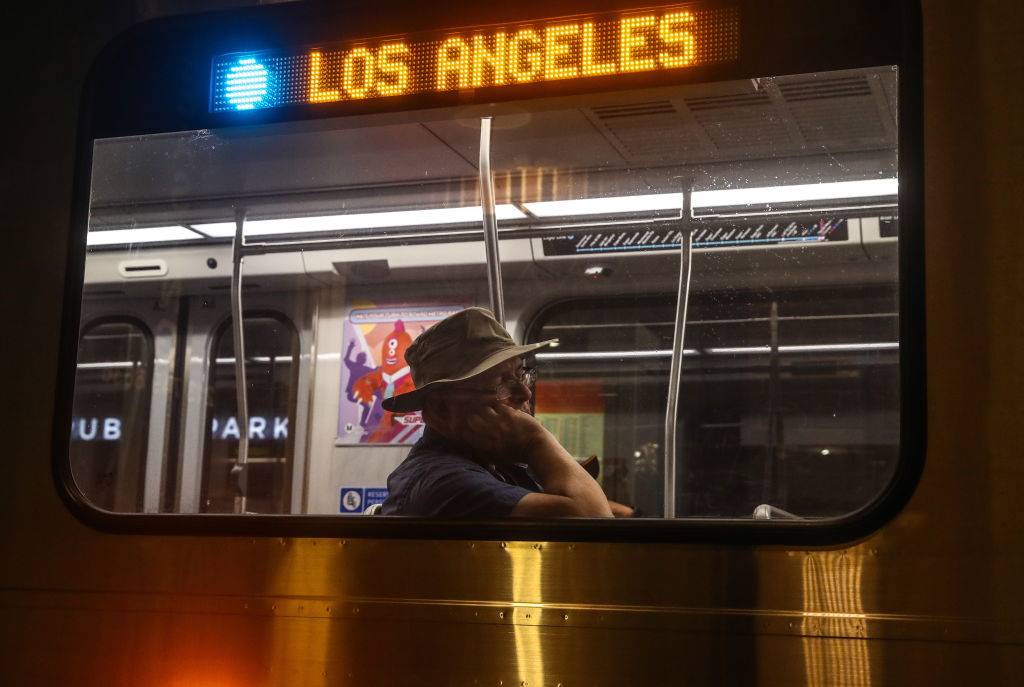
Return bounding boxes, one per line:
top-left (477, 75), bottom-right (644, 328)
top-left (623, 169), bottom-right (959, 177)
top-left (563, 613), bottom-right (569, 621)
top-left (498, 611), bottom-right (505, 619)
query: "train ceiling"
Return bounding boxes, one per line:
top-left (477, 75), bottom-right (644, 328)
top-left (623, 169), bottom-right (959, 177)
top-left (88, 66), bottom-right (897, 224)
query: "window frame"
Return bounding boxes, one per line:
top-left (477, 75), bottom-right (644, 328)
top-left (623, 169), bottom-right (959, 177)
top-left (53, 0), bottom-right (925, 543)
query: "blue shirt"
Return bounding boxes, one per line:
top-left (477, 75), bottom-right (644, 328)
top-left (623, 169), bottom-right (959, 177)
top-left (381, 429), bottom-right (541, 517)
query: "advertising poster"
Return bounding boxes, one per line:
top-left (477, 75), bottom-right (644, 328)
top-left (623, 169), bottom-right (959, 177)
top-left (338, 305), bottom-right (464, 445)
top-left (534, 380), bottom-right (606, 460)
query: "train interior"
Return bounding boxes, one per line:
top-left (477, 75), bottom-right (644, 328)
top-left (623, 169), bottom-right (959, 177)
top-left (74, 63), bottom-right (900, 519)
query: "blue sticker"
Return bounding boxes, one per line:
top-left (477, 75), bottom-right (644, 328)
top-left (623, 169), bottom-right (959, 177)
top-left (339, 487), bottom-right (365, 514)
top-left (364, 488), bottom-right (388, 508)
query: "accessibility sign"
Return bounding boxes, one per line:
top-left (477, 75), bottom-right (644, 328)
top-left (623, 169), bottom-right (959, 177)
top-left (339, 487), bottom-right (364, 514)
top-left (339, 486), bottom-right (389, 514)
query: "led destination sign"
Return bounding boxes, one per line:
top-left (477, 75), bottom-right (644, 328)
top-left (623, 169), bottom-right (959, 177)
top-left (211, 4), bottom-right (740, 112)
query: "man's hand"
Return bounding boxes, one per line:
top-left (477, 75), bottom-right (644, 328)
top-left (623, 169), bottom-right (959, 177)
top-left (431, 399), bottom-right (546, 463)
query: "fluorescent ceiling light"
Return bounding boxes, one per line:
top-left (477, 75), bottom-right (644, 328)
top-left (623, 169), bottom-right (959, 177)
top-left (692, 179), bottom-right (898, 211)
top-left (524, 193), bottom-right (683, 218)
top-left (707, 346), bottom-right (772, 355)
top-left (538, 342), bottom-right (898, 360)
top-left (87, 226), bottom-right (200, 246)
top-left (192, 205), bottom-right (525, 238)
top-left (75, 361), bottom-right (138, 369)
top-left (779, 342), bottom-right (899, 353)
top-left (524, 180), bottom-right (897, 221)
top-left (536, 349), bottom-right (697, 360)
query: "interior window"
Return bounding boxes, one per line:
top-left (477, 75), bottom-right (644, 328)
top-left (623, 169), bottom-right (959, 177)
top-left (71, 320), bottom-right (153, 511)
top-left (530, 287), bottom-right (899, 518)
top-left (201, 314), bottom-right (299, 514)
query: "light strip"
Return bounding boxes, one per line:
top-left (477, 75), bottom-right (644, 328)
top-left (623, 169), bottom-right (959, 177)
top-left (537, 350), bottom-right (696, 360)
top-left (706, 346), bottom-right (772, 354)
top-left (87, 226), bottom-right (200, 246)
top-left (778, 342), bottom-right (899, 353)
top-left (75, 361), bottom-right (138, 369)
top-left (192, 205), bottom-right (526, 238)
top-left (522, 180), bottom-right (898, 221)
top-left (524, 193), bottom-right (683, 218)
top-left (692, 179), bottom-right (898, 210)
top-left (537, 342), bottom-right (899, 361)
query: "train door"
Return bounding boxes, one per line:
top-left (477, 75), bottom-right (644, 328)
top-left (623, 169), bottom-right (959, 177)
top-left (175, 291), bottom-right (314, 514)
top-left (72, 295), bottom-right (180, 513)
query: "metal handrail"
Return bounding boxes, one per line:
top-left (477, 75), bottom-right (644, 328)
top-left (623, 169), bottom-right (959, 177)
top-left (752, 504), bottom-right (802, 520)
top-left (478, 116), bottom-right (505, 325)
top-left (229, 207), bottom-right (250, 514)
top-left (663, 188), bottom-right (695, 519)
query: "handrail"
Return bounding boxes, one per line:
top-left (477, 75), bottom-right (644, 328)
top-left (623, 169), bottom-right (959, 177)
top-left (478, 116), bottom-right (505, 326)
top-left (752, 504), bottom-right (802, 520)
top-left (229, 207), bottom-right (250, 514)
top-left (663, 187), bottom-right (695, 519)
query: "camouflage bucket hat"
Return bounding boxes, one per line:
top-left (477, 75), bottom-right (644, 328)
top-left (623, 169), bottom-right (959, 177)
top-left (381, 307), bottom-right (556, 413)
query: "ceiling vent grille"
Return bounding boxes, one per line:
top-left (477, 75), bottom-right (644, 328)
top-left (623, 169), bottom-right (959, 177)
top-left (588, 101), bottom-right (699, 162)
top-left (684, 91), bottom-right (772, 111)
top-left (590, 101), bottom-right (678, 120)
top-left (779, 76), bottom-right (886, 146)
top-left (684, 91), bottom-right (791, 153)
top-left (777, 76), bottom-right (873, 102)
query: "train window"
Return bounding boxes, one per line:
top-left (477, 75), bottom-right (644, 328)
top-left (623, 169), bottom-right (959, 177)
top-left (201, 314), bottom-right (299, 514)
top-left (60, 0), bottom-right (921, 540)
top-left (70, 320), bottom-right (153, 512)
top-left (530, 287), bottom-right (899, 519)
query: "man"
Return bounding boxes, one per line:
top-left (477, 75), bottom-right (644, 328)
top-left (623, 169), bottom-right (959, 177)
top-left (380, 307), bottom-right (620, 518)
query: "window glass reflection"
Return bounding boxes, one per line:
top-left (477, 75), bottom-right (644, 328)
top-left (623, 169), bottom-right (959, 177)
top-left (201, 314), bottom-right (299, 513)
top-left (71, 320), bottom-right (153, 511)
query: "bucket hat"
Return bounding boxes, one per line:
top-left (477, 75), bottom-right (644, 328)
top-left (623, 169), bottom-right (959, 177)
top-left (381, 307), bottom-right (556, 413)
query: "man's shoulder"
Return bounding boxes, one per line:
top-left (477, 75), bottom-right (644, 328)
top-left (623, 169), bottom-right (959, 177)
top-left (386, 434), bottom-right (488, 495)
top-left (382, 432), bottom-right (531, 517)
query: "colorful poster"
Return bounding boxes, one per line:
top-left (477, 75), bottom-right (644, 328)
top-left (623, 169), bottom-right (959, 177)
top-left (534, 380), bottom-right (606, 460)
top-left (338, 305), bottom-right (464, 444)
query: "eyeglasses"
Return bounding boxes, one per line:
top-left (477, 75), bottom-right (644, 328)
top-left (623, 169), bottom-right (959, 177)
top-left (493, 367), bottom-right (537, 401)
top-left (449, 366), bottom-right (537, 401)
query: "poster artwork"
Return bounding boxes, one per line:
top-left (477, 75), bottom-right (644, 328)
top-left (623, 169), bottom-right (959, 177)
top-left (338, 305), bottom-right (464, 444)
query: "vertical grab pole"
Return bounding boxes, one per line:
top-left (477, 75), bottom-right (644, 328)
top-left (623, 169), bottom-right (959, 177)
top-left (230, 207), bottom-right (250, 514)
top-left (479, 116), bottom-right (505, 326)
top-left (663, 188), bottom-right (695, 519)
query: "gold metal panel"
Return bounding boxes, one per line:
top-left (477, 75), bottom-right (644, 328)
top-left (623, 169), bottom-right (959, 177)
top-left (2, 0), bottom-right (1024, 685)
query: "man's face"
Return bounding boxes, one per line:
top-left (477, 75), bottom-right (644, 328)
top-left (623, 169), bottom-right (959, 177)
top-left (451, 358), bottom-right (533, 413)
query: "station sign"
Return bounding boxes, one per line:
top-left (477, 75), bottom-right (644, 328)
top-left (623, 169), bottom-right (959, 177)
top-left (211, 3), bottom-right (740, 112)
